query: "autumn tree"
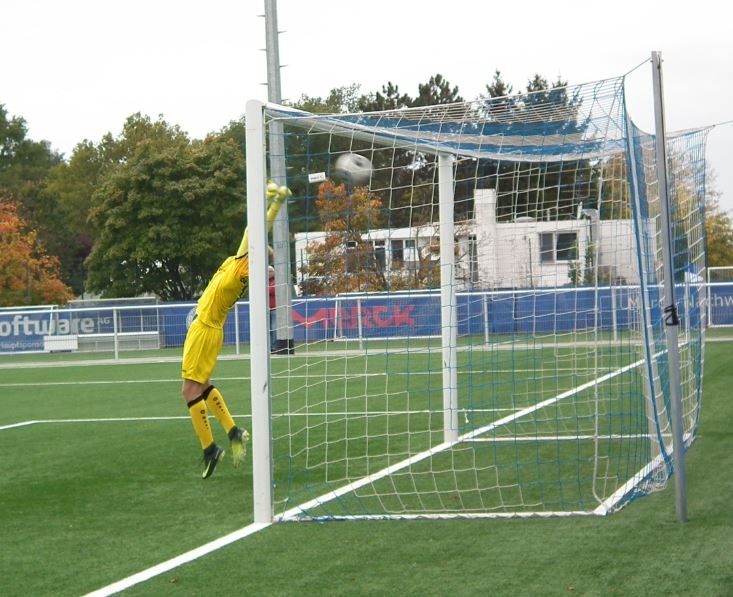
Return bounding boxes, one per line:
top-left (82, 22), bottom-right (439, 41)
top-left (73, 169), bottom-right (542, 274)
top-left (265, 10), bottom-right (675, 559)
top-left (0, 199), bottom-right (74, 306)
top-left (301, 180), bottom-right (387, 293)
top-left (302, 181), bottom-right (448, 294)
top-left (0, 105), bottom-right (71, 287)
top-left (597, 154), bottom-right (633, 220)
top-left (705, 195), bottom-right (733, 267)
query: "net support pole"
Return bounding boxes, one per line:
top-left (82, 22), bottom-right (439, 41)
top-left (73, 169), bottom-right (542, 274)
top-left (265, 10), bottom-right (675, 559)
top-left (246, 98), bottom-right (274, 524)
top-left (438, 153), bottom-right (459, 443)
top-left (651, 50), bottom-right (687, 522)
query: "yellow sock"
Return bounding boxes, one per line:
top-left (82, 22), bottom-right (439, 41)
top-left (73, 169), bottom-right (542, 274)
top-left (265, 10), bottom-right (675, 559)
top-left (204, 386), bottom-right (236, 435)
top-left (187, 397), bottom-right (214, 450)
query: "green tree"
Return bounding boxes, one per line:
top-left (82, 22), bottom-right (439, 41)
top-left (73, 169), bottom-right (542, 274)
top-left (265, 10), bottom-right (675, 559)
top-left (478, 72), bottom-right (591, 222)
top-left (0, 104), bottom-right (62, 194)
top-left (412, 74), bottom-right (463, 107)
top-left (483, 70), bottom-right (514, 100)
top-left (295, 84), bottom-right (363, 114)
top-left (40, 141), bottom-right (109, 294)
top-left (37, 114), bottom-right (196, 296)
top-left (356, 82), bottom-right (412, 112)
top-left (352, 75), bottom-right (464, 228)
top-left (84, 119), bottom-right (245, 300)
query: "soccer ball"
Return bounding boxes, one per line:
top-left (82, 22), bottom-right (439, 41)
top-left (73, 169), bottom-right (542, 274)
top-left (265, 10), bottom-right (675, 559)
top-left (334, 153), bottom-right (373, 186)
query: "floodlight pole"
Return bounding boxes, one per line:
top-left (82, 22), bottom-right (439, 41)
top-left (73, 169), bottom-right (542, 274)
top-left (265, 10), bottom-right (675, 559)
top-left (651, 51), bottom-right (687, 523)
top-left (264, 0), bottom-right (294, 354)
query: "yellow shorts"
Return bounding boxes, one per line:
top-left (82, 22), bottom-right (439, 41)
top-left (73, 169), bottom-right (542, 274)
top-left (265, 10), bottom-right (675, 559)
top-left (181, 319), bottom-right (224, 383)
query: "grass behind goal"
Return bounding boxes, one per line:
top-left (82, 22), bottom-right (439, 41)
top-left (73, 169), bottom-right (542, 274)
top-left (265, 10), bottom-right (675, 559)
top-left (268, 340), bottom-right (650, 519)
top-left (1, 342), bottom-right (731, 595)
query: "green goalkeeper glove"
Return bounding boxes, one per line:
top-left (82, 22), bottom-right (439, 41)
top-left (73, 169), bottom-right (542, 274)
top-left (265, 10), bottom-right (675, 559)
top-left (237, 181), bottom-right (292, 257)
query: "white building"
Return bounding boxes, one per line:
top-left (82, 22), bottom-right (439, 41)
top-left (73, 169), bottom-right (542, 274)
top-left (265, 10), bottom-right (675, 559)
top-left (293, 189), bottom-right (638, 291)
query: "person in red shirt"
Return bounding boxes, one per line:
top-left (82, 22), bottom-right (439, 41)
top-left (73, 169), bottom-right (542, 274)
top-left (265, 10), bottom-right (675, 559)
top-left (268, 265), bottom-right (277, 351)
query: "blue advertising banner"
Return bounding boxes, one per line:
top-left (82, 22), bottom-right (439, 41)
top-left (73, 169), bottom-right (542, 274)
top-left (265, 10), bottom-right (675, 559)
top-left (709, 284), bottom-right (733, 327)
top-left (0, 285), bottom-right (728, 355)
top-left (0, 309), bottom-right (97, 353)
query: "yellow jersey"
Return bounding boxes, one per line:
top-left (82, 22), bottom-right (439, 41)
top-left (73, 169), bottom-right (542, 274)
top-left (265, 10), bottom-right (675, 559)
top-left (194, 254), bottom-right (250, 329)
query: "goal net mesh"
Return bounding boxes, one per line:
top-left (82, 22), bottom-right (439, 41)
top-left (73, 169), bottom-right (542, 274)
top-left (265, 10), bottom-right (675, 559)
top-left (248, 70), bottom-right (707, 520)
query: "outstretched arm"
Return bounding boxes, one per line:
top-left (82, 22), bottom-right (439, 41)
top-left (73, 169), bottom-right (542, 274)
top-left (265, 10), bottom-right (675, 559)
top-left (236, 181), bottom-right (292, 258)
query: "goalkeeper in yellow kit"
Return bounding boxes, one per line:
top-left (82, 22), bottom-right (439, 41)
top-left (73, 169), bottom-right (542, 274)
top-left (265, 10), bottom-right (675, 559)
top-left (181, 182), bottom-right (290, 479)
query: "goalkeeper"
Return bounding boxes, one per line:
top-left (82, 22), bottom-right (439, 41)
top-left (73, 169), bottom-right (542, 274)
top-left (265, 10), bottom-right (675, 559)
top-left (181, 181), bottom-right (290, 479)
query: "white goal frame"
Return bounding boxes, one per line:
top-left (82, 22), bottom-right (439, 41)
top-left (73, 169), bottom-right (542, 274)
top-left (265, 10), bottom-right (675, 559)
top-left (245, 54), bottom-right (705, 522)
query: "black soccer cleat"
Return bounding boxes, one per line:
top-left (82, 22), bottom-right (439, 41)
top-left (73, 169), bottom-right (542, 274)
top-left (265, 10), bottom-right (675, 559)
top-left (202, 443), bottom-right (225, 479)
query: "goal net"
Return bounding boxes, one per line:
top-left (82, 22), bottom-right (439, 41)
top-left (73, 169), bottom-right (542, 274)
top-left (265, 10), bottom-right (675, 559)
top-left (245, 67), bottom-right (708, 520)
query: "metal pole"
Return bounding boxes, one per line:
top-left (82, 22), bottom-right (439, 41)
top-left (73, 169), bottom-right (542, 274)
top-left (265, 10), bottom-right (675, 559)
top-left (264, 0), bottom-right (294, 354)
top-left (652, 50), bottom-right (687, 522)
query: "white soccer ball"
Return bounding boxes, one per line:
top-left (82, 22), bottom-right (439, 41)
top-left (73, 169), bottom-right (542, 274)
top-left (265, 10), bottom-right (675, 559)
top-left (334, 153), bottom-right (373, 186)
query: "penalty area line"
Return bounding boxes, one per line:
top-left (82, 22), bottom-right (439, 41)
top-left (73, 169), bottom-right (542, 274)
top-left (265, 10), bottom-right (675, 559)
top-left (82, 522), bottom-right (272, 597)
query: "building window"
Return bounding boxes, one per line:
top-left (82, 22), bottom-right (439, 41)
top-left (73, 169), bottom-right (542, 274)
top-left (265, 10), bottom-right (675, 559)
top-left (388, 238), bottom-right (420, 271)
top-left (404, 239), bottom-right (419, 271)
top-left (345, 240), bottom-right (358, 272)
top-left (468, 234), bottom-right (478, 283)
top-left (391, 239), bottom-right (403, 268)
top-left (373, 240), bottom-right (386, 271)
top-left (539, 231), bottom-right (578, 263)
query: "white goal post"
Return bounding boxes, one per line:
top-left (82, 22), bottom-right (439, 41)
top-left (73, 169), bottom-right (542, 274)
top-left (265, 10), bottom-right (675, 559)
top-left (246, 55), bottom-right (708, 522)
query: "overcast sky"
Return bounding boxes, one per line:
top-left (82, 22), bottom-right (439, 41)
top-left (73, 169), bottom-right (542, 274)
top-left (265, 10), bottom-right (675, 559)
top-left (4, 0), bottom-right (732, 212)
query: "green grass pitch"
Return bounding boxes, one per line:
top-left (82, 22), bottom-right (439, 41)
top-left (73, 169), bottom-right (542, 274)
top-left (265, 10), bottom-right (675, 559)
top-left (1, 341), bottom-right (732, 596)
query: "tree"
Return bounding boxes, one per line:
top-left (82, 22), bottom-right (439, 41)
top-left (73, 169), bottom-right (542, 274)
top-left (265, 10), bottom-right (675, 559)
top-left (0, 199), bottom-right (73, 306)
top-left (483, 70), bottom-right (513, 100)
top-left (598, 154), bottom-right (633, 220)
top-left (0, 105), bottom-right (68, 288)
top-left (84, 118), bottom-right (245, 300)
top-left (705, 195), bottom-right (733, 267)
top-left (301, 180), bottom-right (387, 293)
top-left (295, 84), bottom-right (363, 114)
top-left (0, 104), bottom-right (62, 194)
top-left (412, 74), bottom-right (463, 107)
top-left (41, 140), bottom-right (111, 294)
top-left (352, 75), bottom-right (464, 228)
top-left (477, 72), bottom-right (590, 222)
top-left (356, 82), bottom-right (412, 112)
top-left (47, 114), bottom-right (222, 295)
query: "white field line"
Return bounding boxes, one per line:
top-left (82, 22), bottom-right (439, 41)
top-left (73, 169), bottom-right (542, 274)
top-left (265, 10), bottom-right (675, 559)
top-left (0, 414), bottom-right (272, 597)
top-left (276, 357), bottom-right (646, 521)
top-left (10, 357), bottom-right (648, 595)
top-left (81, 523), bottom-right (272, 597)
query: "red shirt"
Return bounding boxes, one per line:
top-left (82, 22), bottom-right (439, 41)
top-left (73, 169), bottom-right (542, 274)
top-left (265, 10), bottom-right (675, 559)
top-left (268, 275), bottom-right (276, 309)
